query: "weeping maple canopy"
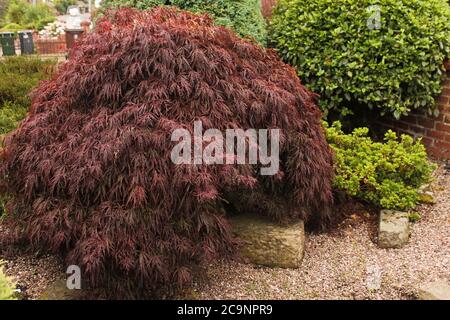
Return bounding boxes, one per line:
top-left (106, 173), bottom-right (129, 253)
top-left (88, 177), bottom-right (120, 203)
top-left (0, 7), bottom-right (334, 296)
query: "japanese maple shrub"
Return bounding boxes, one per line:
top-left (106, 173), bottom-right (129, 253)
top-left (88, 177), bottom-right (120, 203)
top-left (0, 8), bottom-right (334, 296)
top-left (270, 0), bottom-right (450, 119)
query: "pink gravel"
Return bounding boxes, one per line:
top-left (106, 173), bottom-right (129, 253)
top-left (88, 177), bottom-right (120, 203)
top-left (188, 164), bottom-right (450, 300)
top-left (0, 253), bottom-right (63, 300)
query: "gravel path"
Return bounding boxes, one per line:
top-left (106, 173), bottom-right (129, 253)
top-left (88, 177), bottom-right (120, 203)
top-left (1, 165), bottom-right (448, 300)
top-left (189, 165), bottom-right (450, 300)
top-left (0, 253), bottom-right (63, 300)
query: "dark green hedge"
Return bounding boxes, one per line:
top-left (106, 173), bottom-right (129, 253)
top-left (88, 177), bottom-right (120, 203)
top-left (270, 0), bottom-right (450, 119)
top-left (100, 0), bottom-right (267, 44)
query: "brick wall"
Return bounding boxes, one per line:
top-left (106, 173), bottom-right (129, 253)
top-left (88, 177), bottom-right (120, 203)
top-left (375, 66), bottom-right (450, 160)
top-left (261, 0), bottom-right (278, 18)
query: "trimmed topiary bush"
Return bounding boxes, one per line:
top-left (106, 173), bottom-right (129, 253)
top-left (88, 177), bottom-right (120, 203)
top-left (270, 0), bottom-right (450, 119)
top-left (326, 121), bottom-right (435, 210)
top-left (0, 8), bottom-right (334, 297)
top-left (100, 0), bottom-right (267, 44)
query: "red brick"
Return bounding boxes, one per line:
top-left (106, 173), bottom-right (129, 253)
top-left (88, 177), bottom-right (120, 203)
top-left (436, 122), bottom-right (450, 133)
top-left (435, 140), bottom-right (450, 152)
top-left (417, 117), bottom-right (436, 129)
top-left (437, 96), bottom-right (449, 105)
top-left (442, 87), bottom-right (450, 96)
top-left (445, 61), bottom-right (450, 72)
top-left (426, 146), bottom-right (450, 160)
top-left (426, 146), bottom-right (440, 158)
top-left (445, 115), bottom-right (450, 124)
top-left (442, 78), bottom-right (450, 87)
top-left (433, 114), bottom-right (445, 122)
top-left (427, 130), bottom-right (445, 140)
top-left (421, 137), bottom-right (433, 147)
top-left (445, 134), bottom-right (450, 143)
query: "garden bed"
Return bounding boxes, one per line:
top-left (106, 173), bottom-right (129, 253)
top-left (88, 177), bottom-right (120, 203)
top-left (0, 2), bottom-right (448, 301)
top-left (187, 164), bottom-right (449, 300)
top-left (1, 163), bottom-right (448, 300)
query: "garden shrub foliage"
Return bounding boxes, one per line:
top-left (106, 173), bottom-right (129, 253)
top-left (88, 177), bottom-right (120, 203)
top-left (100, 0), bottom-right (167, 10)
top-left (1, 0), bottom-right (56, 31)
top-left (0, 102), bottom-right (27, 135)
top-left (100, 0), bottom-right (267, 44)
top-left (0, 56), bottom-right (56, 108)
top-left (0, 266), bottom-right (16, 300)
top-left (0, 8), bottom-right (334, 296)
top-left (0, 0), bottom-right (9, 20)
top-left (0, 56), bottom-right (56, 135)
top-left (326, 122), bottom-right (434, 210)
top-left (270, 0), bottom-right (450, 119)
top-left (53, 0), bottom-right (77, 15)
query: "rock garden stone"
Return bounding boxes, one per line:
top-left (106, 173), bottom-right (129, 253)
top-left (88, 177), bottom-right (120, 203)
top-left (418, 280), bottom-right (450, 300)
top-left (230, 214), bottom-right (305, 269)
top-left (417, 184), bottom-right (436, 204)
top-left (39, 278), bottom-right (83, 300)
top-left (378, 210), bottom-right (410, 248)
top-left (418, 191), bottom-right (436, 205)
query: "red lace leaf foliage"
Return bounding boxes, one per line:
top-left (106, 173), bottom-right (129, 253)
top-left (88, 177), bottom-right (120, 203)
top-left (0, 8), bottom-right (334, 295)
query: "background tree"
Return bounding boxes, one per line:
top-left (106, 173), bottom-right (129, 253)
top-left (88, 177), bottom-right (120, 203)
top-left (0, 0), bottom-right (9, 22)
top-left (53, 0), bottom-right (78, 15)
top-left (100, 0), bottom-right (267, 44)
top-left (1, 0), bottom-right (55, 31)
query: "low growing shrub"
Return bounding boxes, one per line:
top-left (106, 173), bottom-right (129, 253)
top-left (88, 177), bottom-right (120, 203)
top-left (326, 122), bottom-right (435, 210)
top-left (0, 102), bottom-right (27, 135)
top-left (408, 211), bottom-right (421, 222)
top-left (100, 0), bottom-right (267, 44)
top-left (0, 56), bottom-right (56, 134)
top-left (0, 22), bottom-right (21, 32)
top-left (0, 8), bottom-right (334, 297)
top-left (270, 0), bottom-right (450, 119)
top-left (0, 266), bottom-right (16, 300)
